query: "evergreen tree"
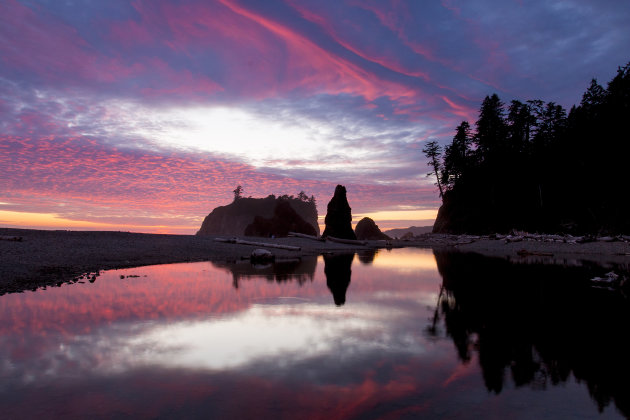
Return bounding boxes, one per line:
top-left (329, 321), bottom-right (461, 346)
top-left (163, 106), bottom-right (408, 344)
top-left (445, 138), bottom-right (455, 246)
top-left (422, 140), bottom-right (444, 198)
top-left (474, 94), bottom-right (507, 161)
top-left (233, 185), bottom-right (243, 201)
top-left (442, 121), bottom-right (472, 189)
top-left (431, 61), bottom-right (630, 234)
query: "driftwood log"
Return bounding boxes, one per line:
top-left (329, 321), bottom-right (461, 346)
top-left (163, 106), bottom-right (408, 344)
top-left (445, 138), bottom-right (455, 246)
top-left (214, 237), bottom-right (301, 251)
top-left (326, 236), bottom-right (368, 246)
top-left (288, 232), bottom-right (324, 241)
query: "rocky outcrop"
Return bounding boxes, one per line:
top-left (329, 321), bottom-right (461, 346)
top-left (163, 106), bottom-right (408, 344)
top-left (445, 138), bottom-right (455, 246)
top-left (355, 217), bottom-right (391, 240)
top-left (244, 200), bottom-right (317, 237)
top-left (383, 226), bottom-right (433, 239)
top-left (322, 185), bottom-right (356, 240)
top-left (196, 195), bottom-right (319, 236)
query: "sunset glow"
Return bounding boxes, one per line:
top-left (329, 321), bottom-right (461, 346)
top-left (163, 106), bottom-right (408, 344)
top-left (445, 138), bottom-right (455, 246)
top-left (1, 0), bottom-right (628, 233)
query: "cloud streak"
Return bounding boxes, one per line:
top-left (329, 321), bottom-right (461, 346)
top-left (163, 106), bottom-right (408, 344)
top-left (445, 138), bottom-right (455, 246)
top-left (1, 0), bottom-right (628, 232)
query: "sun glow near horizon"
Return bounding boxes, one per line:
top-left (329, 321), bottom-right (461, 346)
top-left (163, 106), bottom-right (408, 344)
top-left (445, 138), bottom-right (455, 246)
top-left (0, 210), bottom-right (193, 234)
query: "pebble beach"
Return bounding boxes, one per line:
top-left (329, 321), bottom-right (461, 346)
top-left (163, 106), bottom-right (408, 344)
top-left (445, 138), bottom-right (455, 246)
top-left (1, 228), bottom-right (629, 295)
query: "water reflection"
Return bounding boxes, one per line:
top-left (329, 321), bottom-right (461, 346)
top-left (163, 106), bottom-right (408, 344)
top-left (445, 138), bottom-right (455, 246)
top-left (212, 256), bottom-right (317, 288)
top-left (323, 254), bottom-right (354, 306)
top-left (433, 250), bottom-right (630, 417)
top-left (0, 248), bottom-right (627, 418)
top-left (357, 249), bottom-right (377, 265)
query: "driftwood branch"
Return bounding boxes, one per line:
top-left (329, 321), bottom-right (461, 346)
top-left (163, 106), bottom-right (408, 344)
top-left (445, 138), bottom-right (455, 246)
top-left (214, 237), bottom-right (301, 251)
top-left (325, 236), bottom-right (368, 246)
top-left (288, 232), bottom-right (324, 241)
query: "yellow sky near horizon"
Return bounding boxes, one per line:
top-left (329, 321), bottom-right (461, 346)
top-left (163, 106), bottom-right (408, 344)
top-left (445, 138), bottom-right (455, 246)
top-left (1, 208), bottom-right (436, 235)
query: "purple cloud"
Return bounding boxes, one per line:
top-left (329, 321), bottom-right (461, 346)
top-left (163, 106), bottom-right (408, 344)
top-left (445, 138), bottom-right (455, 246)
top-left (1, 0), bottom-right (628, 232)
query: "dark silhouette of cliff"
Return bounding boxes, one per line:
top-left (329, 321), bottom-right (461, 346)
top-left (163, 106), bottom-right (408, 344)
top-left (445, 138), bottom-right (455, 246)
top-left (244, 200), bottom-right (317, 237)
top-left (354, 217), bottom-right (391, 240)
top-left (322, 185), bottom-right (356, 240)
top-left (432, 250), bottom-right (630, 415)
top-left (430, 61), bottom-right (630, 234)
top-left (197, 194), bottom-right (319, 236)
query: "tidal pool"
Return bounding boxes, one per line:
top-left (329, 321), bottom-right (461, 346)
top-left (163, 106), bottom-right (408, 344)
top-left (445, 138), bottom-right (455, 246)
top-left (0, 248), bottom-right (628, 419)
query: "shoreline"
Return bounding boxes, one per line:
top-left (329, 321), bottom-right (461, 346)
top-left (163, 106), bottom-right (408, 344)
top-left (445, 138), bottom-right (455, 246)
top-left (1, 228), bottom-right (629, 295)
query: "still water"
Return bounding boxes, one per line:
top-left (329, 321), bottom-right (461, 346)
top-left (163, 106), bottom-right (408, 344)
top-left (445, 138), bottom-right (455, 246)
top-left (0, 248), bottom-right (628, 419)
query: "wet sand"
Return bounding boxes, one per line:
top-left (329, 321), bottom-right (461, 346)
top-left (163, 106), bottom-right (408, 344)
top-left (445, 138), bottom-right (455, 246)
top-left (1, 228), bottom-right (629, 295)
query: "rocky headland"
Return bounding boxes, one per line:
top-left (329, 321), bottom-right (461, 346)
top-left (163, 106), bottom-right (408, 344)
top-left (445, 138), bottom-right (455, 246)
top-left (197, 194), bottom-right (319, 237)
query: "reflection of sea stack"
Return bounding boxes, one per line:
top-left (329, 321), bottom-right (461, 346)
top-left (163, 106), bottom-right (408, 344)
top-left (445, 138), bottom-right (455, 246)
top-left (322, 185), bottom-right (357, 240)
top-left (324, 254), bottom-right (353, 306)
top-left (357, 249), bottom-right (377, 265)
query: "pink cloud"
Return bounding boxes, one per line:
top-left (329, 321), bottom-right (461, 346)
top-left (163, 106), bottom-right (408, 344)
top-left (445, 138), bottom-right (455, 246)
top-left (0, 133), bottom-right (436, 233)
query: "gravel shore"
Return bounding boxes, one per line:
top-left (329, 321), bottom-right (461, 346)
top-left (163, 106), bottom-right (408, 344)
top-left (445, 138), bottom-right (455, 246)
top-left (0, 228), bottom-right (374, 294)
top-left (1, 228), bottom-right (629, 295)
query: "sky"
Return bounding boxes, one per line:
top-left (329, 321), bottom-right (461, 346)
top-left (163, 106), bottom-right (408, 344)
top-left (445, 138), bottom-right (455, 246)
top-left (1, 0), bottom-right (629, 234)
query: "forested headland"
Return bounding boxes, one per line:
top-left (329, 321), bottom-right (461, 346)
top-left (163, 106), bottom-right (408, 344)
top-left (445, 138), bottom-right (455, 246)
top-left (427, 62), bottom-right (630, 235)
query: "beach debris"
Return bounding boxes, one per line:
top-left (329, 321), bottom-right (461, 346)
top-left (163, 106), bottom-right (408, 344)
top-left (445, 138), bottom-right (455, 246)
top-left (326, 236), bottom-right (368, 246)
top-left (288, 232), bottom-right (324, 241)
top-left (504, 235), bottom-right (524, 243)
top-left (0, 235), bottom-right (23, 242)
top-left (250, 248), bottom-right (274, 263)
top-left (214, 237), bottom-right (301, 251)
top-left (589, 271), bottom-right (626, 291)
top-left (597, 236), bottom-right (617, 242)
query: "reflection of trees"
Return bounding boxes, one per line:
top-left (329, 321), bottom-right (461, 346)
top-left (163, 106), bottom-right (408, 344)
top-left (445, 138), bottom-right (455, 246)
top-left (324, 254), bottom-right (354, 306)
top-left (212, 257), bottom-right (317, 289)
top-left (433, 251), bottom-right (630, 415)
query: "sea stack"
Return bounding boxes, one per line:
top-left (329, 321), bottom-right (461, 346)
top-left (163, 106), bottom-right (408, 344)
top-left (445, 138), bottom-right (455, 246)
top-left (355, 217), bottom-right (391, 240)
top-left (322, 185), bottom-right (357, 240)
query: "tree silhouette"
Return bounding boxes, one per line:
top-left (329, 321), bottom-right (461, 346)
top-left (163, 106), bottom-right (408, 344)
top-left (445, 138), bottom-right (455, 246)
top-left (475, 93), bottom-right (507, 162)
top-left (233, 185), bottom-right (243, 201)
top-left (422, 140), bottom-right (444, 198)
top-left (442, 121), bottom-right (473, 189)
top-left (430, 60), bottom-right (630, 234)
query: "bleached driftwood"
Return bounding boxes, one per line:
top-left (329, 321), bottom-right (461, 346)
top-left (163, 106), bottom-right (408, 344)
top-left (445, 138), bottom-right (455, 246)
top-left (288, 232), bottom-right (324, 241)
top-left (214, 237), bottom-right (301, 251)
top-left (0, 236), bottom-right (22, 242)
top-left (326, 236), bottom-right (368, 246)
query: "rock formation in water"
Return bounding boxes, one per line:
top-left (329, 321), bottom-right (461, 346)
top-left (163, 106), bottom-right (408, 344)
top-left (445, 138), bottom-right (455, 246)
top-left (244, 200), bottom-right (317, 238)
top-left (354, 217), bottom-right (391, 240)
top-left (196, 195), bottom-right (319, 236)
top-left (322, 185), bottom-right (356, 240)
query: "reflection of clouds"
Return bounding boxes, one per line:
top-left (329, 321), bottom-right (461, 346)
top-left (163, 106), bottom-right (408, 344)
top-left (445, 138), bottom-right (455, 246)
top-left (0, 248), bottom-right (444, 387)
top-left (372, 290), bottom-right (441, 308)
top-left (0, 298), bottom-right (434, 386)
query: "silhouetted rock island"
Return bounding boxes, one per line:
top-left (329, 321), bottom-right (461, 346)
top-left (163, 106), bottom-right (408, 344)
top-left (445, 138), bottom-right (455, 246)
top-left (197, 194), bottom-right (319, 237)
top-left (245, 200), bottom-right (317, 237)
top-left (322, 185), bottom-right (356, 240)
top-left (355, 217), bottom-right (391, 240)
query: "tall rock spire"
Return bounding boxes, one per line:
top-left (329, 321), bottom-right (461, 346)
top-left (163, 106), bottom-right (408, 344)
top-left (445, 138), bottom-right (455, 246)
top-left (322, 185), bottom-right (357, 240)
